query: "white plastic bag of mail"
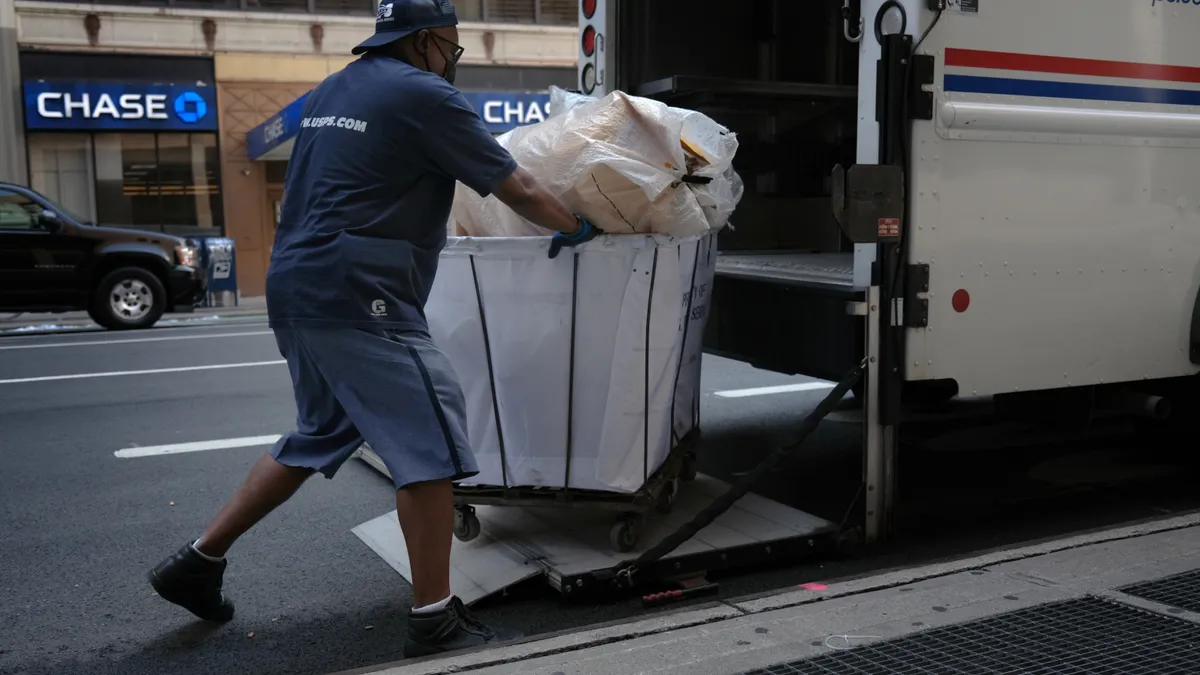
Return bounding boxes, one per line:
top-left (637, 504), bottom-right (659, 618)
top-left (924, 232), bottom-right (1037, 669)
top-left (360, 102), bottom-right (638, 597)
top-left (451, 86), bottom-right (743, 239)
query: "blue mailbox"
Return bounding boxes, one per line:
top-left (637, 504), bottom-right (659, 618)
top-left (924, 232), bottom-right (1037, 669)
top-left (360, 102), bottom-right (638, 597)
top-left (199, 237), bottom-right (238, 307)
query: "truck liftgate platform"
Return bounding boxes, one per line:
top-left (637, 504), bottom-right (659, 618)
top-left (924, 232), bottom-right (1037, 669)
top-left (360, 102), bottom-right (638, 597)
top-left (352, 447), bottom-right (837, 604)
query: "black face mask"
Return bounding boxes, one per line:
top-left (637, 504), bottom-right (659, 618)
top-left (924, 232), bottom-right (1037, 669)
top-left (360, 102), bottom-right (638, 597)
top-left (421, 38), bottom-right (456, 85)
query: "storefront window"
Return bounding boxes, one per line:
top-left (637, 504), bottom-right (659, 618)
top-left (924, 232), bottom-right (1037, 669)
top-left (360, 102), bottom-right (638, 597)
top-left (244, 0), bottom-right (310, 11)
top-left (28, 132), bottom-right (224, 237)
top-left (456, 0), bottom-right (483, 21)
top-left (486, 0), bottom-right (535, 22)
top-left (158, 134), bottom-right (222, 232)
top-left (174, 0), bottom-right (239, 7)
top-left (27, 134), bottom-right (96, 224)
top-left (481, 0), bottom-right (576, 24)
top-left (311, 0), bottom-right (376, 13)
top-left (535, 0), bottom-right (576, 24)
top-left (95, 133), bottom-right (156, 227)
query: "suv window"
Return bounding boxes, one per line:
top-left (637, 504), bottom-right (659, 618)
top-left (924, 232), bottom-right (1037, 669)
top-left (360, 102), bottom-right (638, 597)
top-left (0, 190), bottom-right (43, 231)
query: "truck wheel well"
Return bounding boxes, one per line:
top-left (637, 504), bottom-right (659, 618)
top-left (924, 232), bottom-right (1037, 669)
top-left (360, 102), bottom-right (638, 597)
top-left (93, 256), bottom-right (170, 293)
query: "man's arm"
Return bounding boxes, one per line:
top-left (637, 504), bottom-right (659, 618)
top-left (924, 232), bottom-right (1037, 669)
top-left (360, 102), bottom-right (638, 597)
top-left (415, 89), bottom-right (595, 242)
top-left (492, 166), bottom-right (581, 235)
top-left (494, 167), bottom-right (602, 258)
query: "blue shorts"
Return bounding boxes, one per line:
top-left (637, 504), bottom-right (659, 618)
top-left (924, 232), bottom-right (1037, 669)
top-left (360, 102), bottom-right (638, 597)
top-left (269, 326), bottom-right (479, 490)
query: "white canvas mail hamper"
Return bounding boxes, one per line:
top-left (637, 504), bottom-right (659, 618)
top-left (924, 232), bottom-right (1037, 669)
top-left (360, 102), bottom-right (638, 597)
top-left (424, 231), bottom-right (718, 494)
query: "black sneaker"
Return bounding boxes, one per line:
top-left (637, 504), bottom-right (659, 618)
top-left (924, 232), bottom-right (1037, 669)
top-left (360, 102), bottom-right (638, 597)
top-left (404, 597), bottom-right (509, 658)
top-left (147, 542), bottom-right (235, 623)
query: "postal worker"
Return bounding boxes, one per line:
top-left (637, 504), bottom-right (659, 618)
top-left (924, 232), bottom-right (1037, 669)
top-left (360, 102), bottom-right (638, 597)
top-left (147, 0), bottom-right (599, 657)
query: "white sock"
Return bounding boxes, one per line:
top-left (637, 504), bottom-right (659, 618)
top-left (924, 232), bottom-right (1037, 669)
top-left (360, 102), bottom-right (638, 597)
top-left (412, 595), bottom-right (452, 614)
top-left (191, 539), bottom-right (224, 562)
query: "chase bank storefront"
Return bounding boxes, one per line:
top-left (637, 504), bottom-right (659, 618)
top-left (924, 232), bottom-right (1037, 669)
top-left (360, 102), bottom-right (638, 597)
top-left (20, 52), bottom-right (223, 238)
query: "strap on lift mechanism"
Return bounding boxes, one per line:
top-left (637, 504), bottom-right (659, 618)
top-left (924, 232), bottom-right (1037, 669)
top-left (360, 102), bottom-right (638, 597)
top-left (602, 359), bottom-right (867, 590)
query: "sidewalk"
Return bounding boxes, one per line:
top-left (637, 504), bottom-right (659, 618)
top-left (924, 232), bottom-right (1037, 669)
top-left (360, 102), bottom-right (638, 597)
top-left (0, 296), bottom-right (267, 334)
top-left (339, 511), bottom-right (1200, 675)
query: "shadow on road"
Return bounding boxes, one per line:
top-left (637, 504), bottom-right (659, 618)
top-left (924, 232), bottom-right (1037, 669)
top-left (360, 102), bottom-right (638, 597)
top-left (3, 600), bottom-right (410, 675)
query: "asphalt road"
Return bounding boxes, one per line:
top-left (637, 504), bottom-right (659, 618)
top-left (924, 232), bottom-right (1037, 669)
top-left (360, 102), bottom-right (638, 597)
top-left (2, 319), bottom-right (1199, 675)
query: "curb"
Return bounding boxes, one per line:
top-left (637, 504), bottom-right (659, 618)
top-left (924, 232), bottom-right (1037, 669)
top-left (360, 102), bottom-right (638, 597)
top-left (332, 510), bottom-right (1200, 675)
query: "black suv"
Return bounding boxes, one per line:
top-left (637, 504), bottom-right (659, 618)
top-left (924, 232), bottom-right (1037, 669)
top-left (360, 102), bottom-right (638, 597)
top-left (0, 182), bottom-right (207, 330)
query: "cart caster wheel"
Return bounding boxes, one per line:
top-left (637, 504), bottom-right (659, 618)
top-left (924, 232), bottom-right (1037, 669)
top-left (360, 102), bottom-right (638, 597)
top-left (656, 478), bottom-right (680, 514)
top-left (680, 454), bottom-right (698, 482)
top-left (454, 507), bottom-right (481, 543)
top-left (610, 515), bottom-right (643, 553)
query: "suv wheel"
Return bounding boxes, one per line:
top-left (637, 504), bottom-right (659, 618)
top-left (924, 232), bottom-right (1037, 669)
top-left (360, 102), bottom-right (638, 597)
top-left (90, 267), bottom-right (167, 330)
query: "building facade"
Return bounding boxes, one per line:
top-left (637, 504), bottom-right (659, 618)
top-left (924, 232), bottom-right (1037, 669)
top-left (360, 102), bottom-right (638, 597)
top-left (8, 0), bottom-right (578, 295)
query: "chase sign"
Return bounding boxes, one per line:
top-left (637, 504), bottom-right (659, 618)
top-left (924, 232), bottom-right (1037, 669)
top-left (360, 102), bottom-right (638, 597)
top-left (23, 81), bottom-right (218, 132)
top-left (247, 92), bottom-right (310, 162)
top-left (460, 92), bottom-right (552, 134)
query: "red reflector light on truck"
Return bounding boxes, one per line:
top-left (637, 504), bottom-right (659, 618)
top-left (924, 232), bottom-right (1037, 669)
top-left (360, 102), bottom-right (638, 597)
top-left (582, 24), bottom-right (596, 56)
top-left (582, 0), bottom-right (596, 19)
top-left (952, 289), bottom-right (970, 313)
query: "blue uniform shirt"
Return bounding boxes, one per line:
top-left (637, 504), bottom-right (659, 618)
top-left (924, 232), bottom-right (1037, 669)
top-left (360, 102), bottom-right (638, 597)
top-left (266, 54), bottom-right (518, 331)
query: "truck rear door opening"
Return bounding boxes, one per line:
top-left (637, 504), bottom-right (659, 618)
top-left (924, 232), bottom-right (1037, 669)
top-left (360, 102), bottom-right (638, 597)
top-left (612, 1), bottom-right (868, 383)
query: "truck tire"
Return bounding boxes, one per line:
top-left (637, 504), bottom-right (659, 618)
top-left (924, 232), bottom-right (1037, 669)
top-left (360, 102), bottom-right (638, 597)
top-left (90, 267), bottom-right (167, 330)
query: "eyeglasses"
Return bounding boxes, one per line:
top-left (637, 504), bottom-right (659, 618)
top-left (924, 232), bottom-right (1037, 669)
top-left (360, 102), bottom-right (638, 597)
top-left (430, 33), bottom-right (464, 65)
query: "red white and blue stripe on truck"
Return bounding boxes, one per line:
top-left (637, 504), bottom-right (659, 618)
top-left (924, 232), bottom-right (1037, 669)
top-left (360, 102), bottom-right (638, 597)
top-left (944, 49), bottom-right (1200, 106)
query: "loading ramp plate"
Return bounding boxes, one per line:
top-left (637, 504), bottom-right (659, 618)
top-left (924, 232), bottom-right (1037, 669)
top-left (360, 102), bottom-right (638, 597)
top-left (352, 448), bottom-right (836, 605)
top-left (738, 597), bottom-right (1200, 675)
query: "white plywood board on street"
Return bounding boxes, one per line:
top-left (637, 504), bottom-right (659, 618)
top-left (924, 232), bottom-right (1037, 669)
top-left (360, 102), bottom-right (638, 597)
top-left (354, 510), bottom-right (544, 605)
top-left (353, 450), bottom-right (836, 605)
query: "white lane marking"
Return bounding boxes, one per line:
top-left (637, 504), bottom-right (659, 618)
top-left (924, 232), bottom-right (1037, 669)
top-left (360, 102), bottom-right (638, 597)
top-left (2, 315), bottom-right (267, 331)
top-left (115, 435), bottom-right (282, 459)
top-left (713, 382), bottom-right (837, 398)
top-left (0, 319), bottom-right (269, 343)
top-left (0, 330), bottom-right (273, 351)
top-left (0, 360), bottom-right (286, 385)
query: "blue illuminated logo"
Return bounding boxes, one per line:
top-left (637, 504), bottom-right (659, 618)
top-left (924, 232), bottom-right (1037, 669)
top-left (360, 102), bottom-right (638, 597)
top-left (24, 82), bottom-right (217, 131)
top-left (173, 91), bottom-right (208, 124)
top-left (460, 92), bottom-right (553, 134)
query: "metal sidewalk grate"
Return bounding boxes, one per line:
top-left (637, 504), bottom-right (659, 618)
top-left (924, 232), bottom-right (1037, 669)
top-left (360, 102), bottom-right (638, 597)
top-left (739, 597), bottom-right (1200, 675)
top-left (1121, 569), bottom-right (1200, 614)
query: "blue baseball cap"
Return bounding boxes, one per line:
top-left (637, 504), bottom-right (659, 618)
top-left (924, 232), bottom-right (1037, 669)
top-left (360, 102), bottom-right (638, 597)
top-left (352, 0), bottom-right (458, 56)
